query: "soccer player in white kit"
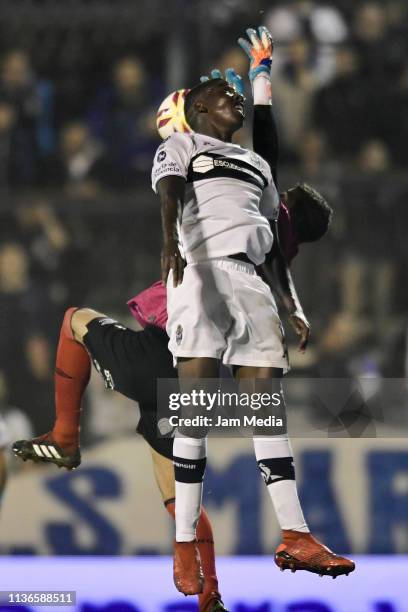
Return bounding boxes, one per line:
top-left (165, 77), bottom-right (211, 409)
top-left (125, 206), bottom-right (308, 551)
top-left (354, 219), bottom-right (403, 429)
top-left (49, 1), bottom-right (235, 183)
top-left (153, 27), bottom-right (354, 596)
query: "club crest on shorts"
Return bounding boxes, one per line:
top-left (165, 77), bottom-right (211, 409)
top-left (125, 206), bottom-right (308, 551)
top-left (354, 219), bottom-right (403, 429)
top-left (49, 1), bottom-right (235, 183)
top-left (175, 324), bottom-right (183, 345)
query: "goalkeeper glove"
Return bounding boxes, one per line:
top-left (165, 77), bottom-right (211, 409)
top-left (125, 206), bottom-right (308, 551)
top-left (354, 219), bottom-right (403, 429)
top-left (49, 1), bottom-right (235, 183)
top-left (200, 68), bottom-right (244, 97)
top-left (238, 26), bottom-right (273, 81)
top-left (238, 26), bottom-right (274, 105)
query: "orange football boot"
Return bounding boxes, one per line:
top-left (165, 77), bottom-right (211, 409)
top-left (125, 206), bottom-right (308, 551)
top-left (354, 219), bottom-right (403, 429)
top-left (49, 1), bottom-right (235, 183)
top-left (275, 531), bottom-right (355, 578)
top-left (199, 592), bottom-right (229, 611)
top-left (173, 540), bottom-right (204, 595)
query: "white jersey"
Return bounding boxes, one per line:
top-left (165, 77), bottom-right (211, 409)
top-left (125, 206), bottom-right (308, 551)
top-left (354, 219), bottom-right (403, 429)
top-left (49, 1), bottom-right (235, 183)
top-left (151, 132), bottom-right (280, 265)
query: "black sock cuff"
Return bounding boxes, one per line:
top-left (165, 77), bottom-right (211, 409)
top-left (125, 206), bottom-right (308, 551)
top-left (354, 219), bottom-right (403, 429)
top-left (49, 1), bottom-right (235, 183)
top-left (257, 456), bottom-right (295, 485)
top-left (173, 456), bottom-right (207, 483)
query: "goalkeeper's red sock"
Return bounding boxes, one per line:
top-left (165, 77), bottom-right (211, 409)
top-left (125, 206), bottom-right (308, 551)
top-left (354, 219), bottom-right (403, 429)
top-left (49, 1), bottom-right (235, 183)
top-left (166, 500), bottom-right (220, 608)
top-left (52, 308), bottom-right (91, 452)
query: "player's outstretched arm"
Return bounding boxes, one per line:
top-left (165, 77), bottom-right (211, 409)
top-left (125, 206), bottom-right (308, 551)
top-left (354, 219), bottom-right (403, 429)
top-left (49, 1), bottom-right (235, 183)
top-left (262, 222), bottom-right (310, 352)
top-left (253, 106), bottom-right (279, 187)
top-left (238, 26), bottom-right (279, 185)
top-left (157, 175), bottom-right (186, 287)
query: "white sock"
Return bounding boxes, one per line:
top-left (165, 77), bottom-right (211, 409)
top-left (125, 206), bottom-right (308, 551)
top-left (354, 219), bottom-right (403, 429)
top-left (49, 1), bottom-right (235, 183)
top-left (267, 480), bottom-right (309, 532)
top-left (253, 436), bottom-right (309, 532)
top-left (173, 434), bottom-right (207, 542)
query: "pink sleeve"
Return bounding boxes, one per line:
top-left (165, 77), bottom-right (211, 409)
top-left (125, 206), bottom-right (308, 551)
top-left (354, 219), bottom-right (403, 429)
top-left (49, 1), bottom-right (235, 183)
top-left (127, 281), bottom-right (168, 330)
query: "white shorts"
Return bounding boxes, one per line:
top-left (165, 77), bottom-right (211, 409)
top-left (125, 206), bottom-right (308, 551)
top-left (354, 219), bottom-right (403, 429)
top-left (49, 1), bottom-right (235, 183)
top-left (166, 258), bottom-right (289, 370)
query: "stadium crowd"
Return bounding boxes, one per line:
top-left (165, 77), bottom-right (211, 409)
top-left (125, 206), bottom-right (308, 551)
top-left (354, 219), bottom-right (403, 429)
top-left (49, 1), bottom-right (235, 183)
top-left (0, 0), bottom-right (407, 443)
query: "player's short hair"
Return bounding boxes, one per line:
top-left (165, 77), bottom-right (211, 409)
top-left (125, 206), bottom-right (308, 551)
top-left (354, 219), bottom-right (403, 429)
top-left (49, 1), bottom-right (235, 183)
top-left (291, 183), bottom-right (333, 243)
top-left (184, 79), bottom-right (223, 128)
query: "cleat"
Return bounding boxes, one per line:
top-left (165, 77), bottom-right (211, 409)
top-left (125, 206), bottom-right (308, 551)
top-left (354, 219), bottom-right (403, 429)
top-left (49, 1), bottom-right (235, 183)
top-left (173, 540), bottom-right (204, 596)
top-left (275, 532), bottom-right (355, 578)
top-left (200, 595), bottom-right (229, 612)
top-left (209, 601), bottom-right (229, 612)
top-left (12, 433), bottom-right (81, 471)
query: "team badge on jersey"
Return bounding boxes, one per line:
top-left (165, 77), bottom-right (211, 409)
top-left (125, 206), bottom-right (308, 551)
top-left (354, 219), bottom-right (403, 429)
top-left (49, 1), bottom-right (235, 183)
top-left (249, 151), bottom-right (263, 170)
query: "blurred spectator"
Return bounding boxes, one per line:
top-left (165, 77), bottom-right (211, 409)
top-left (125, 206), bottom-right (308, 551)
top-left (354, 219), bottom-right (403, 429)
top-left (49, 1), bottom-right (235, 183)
top-left (0, 242), bottom-right (55, 430)
top-left (49, 121), bottom-right (116, 197)
top-left (388, 61), bottom-right (408, 165)
top-left (21, 331), bottom-right (54, 436)
top-left (0, 50), bottom-right (55, 185)
top-left (353, 3), bottom-right (389, 76)
top-left (0, 369), bottom-right (34, 444)
top-left (25, 335), bottom-right (52, 384)
top-left (0, 100), bottom-right (17, 188)
top-left (381, 318), bottom-right (408, 378)
top-left (338, 141), bottom-right (397, 326)
top-left (357, 139), bottom-right (391, 174)
top-left (266, 1), bottom-right (348, 44)
top-left (318, 311), bottom-right (372, 372)
top-left (297, 129), bottom-right (328, 178)
top-left (88, 56), bottom-right (159, 183)
top-left (14, 198), bottom-right (88, 307)
top-left (351, 3), bottom-right (408, 155)
top-left (273, 38), bottom-right (319, 158)
top-left (312, 46), bottom-right (367, 158)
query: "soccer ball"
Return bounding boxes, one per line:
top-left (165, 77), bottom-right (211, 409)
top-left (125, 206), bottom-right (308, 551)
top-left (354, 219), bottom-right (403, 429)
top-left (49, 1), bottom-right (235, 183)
top-left (156, 89), bottom-right (192, 140)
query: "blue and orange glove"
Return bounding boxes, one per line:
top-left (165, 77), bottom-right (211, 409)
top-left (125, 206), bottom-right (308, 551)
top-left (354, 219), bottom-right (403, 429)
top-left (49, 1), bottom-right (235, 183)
top-left (238, 26), bottom-right (274, 105)
top-left (200, 68), bottom-right (245, 97)
top-left (238, 26), bottom-right (274, 81)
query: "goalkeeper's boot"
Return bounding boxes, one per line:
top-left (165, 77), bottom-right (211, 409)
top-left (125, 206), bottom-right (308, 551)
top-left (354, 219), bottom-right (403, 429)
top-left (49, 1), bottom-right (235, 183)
top-left (200, 593), bottom-right (229, 612)
top-left (12, 432), bottom-right (81, 471)
top-left (275, 531), bottom-right (355, 578)
top-left (174, 539), bottom-right (204, 595)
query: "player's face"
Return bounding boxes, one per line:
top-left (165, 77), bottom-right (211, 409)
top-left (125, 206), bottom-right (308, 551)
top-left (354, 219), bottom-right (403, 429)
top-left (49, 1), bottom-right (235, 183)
top-left (205, 80), bottom-right (245, 132)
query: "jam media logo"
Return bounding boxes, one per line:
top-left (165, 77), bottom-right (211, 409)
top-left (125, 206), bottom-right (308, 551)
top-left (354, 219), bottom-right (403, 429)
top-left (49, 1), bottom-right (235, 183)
top-left (175, 324), bottom-right (183, 345)
top-left (157, 150), bottom-right (167, 162)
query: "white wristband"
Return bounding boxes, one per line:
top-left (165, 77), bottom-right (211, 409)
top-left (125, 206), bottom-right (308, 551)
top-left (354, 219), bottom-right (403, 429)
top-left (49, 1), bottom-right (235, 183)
top-left (253, 72), bottom-right (272, 106)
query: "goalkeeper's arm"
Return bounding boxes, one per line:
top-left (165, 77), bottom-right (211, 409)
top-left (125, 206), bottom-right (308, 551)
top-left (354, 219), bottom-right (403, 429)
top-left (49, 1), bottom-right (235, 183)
top-left (253, 104), bottom-right (279, 188)
top-left (238, 26), bottom-right (279, 186)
